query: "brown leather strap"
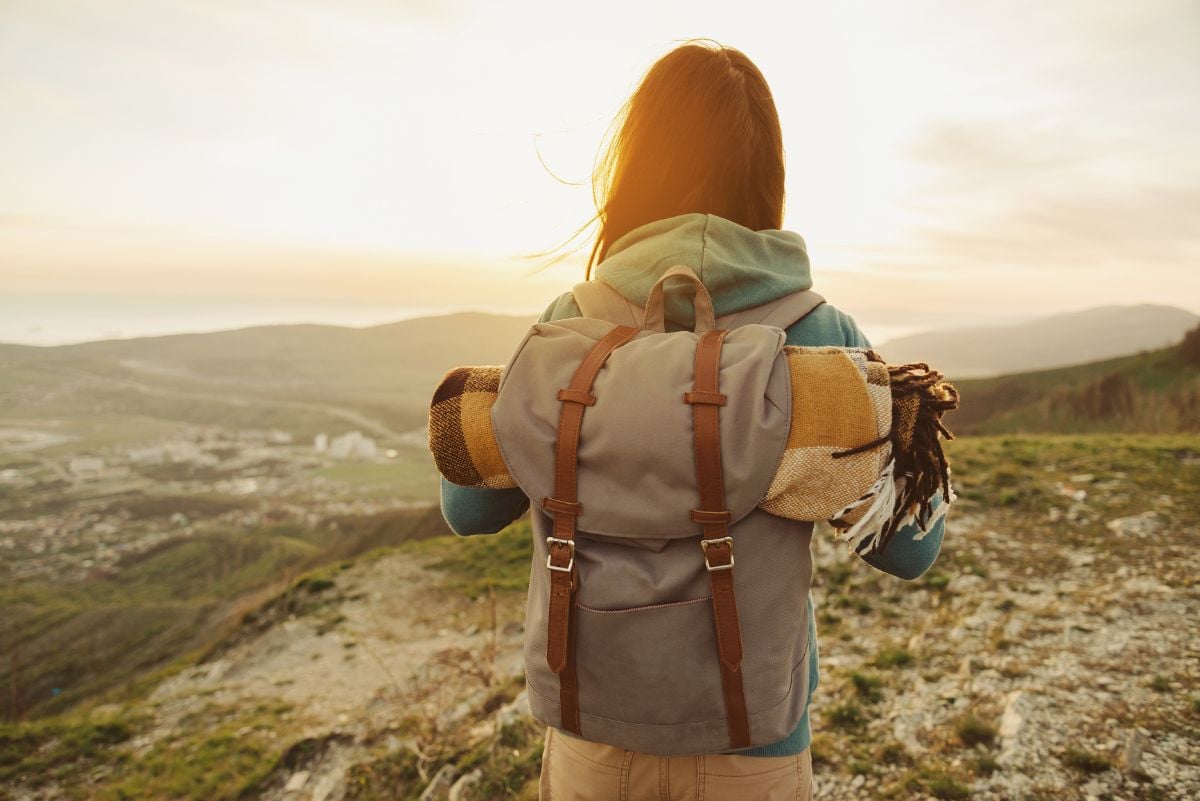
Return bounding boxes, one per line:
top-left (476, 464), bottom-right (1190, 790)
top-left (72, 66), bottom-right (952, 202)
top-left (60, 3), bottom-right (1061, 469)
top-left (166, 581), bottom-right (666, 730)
top-left (543, 324), bottom-right (638, 735)
top-left (685, 328), bottom-right (751, 749)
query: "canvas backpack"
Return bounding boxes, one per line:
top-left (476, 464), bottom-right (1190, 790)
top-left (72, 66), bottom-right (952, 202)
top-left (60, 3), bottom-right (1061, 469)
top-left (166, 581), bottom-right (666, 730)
top-left (488, 265), bottom-right (831, 755)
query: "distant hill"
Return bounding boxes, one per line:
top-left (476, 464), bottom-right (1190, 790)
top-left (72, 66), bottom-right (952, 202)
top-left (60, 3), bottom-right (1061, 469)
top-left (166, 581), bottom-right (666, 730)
top-left (949, 332), bottom-right (1200, 435)
top-left (6, 305), bottom-right (1198, 443)
top-left (8, 311), bottom-right (535, 381)
top-left (0, 312), bottom-right (536, 439)
top-left (878, 304), bottom-right (1199, 378)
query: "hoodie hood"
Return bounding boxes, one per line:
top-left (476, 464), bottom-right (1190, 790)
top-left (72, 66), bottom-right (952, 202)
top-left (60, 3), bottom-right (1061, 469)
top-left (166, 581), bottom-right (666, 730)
top-left (594, 213), bottom-right (813, 330)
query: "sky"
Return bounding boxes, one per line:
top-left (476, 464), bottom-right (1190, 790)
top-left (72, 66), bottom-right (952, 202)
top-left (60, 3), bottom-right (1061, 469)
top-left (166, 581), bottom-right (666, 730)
top-left (1, 0), bottom-right (1198, 345)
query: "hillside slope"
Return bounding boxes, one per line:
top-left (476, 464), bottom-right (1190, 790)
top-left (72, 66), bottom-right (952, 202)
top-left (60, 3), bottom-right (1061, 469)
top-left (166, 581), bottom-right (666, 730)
top-left (949, 339), bottom-right (1200, 435)
top-left (1, 505), bottom-right (452, 721)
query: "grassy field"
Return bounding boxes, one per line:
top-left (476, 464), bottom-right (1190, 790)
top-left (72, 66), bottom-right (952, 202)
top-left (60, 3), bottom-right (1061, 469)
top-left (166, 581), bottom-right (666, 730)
top-left (315, 448), bottom-right (440, 502)
top-left (946, 433), bottom-right (1198, 542)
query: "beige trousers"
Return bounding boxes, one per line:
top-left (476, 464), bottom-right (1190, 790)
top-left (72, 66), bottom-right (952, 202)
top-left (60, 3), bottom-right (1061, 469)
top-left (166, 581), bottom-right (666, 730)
top-left (538, 726), bottom-right (813, 801)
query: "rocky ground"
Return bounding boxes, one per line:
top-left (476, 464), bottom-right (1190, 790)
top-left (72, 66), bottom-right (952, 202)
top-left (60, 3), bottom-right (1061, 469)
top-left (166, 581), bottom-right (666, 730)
top-left (805, 507), bottom-right (1197, 801)
top-left (2, 435), bottom-right (1197, 800)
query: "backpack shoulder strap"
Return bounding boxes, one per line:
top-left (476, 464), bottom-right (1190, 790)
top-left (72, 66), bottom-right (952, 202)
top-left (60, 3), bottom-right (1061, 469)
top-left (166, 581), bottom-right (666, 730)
top-left (570, 279), bottom-right (646, 328)
top-left (715, 290), bottom-right (826, 331)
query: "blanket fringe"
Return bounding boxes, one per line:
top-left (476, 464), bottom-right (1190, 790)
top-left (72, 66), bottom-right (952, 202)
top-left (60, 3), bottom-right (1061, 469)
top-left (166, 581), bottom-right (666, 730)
top-left (832, 461), bottom-right (897, 555)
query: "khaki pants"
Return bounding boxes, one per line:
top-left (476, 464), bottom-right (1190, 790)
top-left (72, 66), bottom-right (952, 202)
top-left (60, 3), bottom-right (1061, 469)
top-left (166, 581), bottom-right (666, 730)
top-left (539, 726), bottom-right (813, 801)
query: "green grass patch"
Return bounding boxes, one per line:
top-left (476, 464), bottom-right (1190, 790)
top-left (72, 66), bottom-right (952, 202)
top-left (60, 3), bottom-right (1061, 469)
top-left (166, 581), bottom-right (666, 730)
top-left (0, 716), bottom-right (134, 785)
top-left (346, 748), bottom-right (423, 801)
top-left (1062, 747), bottom-right (1112, 774)
top-left (928, 775), bottom-right (972, 800)
top-left (826, 702), bottom-right (867, 730)
top-left (955, 715), bottom-right (997, 747)
top-left (973, 754), bottom-right (1000, 777)
top-left (850, 671), bottom-right (884, 703)
top-left (875, 740), bottom-right (911, 766)
top-left (945, 435), bottom-right (1200, 526)
top-left (411, 520), bottom-right (534, 598)
top-left (923, 570), bottom-right (951, 591)
top-left (873, 648), bottom-right (913, 669)
top-left (95, 703), bottom-right (292, 800)
top-left (899, 766), bottom-right (973, 800)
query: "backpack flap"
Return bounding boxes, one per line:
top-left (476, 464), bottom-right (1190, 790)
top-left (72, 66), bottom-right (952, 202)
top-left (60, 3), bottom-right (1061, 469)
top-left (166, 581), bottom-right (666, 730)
top-left (490, 316), bottom-right (791, 540)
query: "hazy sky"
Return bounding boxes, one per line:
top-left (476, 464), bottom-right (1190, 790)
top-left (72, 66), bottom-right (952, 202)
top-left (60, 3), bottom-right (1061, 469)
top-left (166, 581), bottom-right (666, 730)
top-left (1, 0), bottom-right (1197, 344)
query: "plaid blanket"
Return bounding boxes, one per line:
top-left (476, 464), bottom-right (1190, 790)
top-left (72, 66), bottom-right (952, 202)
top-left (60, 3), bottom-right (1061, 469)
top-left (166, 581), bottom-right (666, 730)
top-left (428, 347), bottom-right (958, 554)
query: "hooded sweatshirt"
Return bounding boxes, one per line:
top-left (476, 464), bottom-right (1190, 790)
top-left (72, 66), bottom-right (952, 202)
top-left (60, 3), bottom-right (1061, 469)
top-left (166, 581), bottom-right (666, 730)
top-left (439, 213), bottom-right (946, 757)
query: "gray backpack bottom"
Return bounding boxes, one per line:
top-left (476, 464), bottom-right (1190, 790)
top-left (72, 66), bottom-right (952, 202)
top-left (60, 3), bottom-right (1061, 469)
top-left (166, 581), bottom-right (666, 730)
top-left (522, 508), bottom-right (814, 755)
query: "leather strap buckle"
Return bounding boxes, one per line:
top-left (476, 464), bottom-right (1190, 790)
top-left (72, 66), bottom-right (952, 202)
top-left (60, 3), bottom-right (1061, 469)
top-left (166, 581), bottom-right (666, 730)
top-left (701, 536), bottom-right (735, 571)
top-left (546, 537), bottom-right (576, 572)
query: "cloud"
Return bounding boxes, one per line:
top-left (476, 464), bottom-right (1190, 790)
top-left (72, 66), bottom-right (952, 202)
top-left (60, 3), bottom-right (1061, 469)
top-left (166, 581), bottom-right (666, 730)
top-left (894, 121), bottom-right (1200, 270)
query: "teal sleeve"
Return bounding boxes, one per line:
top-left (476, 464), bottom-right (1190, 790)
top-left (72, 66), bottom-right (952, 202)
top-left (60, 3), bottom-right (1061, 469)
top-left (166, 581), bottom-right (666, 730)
top-left (782, 304), bottom-right (872, 349)
top-left (435, 294), bottom-right (577, 537)
top-left (861, 492), bottom-right (947, 580)
top-left (439, 478), bottom-right (529, 537)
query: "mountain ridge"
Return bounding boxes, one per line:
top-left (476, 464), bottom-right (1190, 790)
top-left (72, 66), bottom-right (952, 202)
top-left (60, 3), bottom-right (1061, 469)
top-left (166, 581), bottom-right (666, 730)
top-left (876, 303), bottom-right (1198, 378)
top-left (6, 303), bottom-right (1196, 383)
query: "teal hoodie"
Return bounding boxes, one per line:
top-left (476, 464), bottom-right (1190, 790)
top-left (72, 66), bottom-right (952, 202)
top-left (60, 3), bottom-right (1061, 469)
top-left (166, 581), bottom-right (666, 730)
top-left (439, 213), bottom-right (946, 757)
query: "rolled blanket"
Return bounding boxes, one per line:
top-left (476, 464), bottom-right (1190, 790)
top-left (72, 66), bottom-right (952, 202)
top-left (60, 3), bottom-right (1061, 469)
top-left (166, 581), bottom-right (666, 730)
top-left (428, 365), bottom-right (516, 490)
top-left (428, 347), bottom-right (958, 554)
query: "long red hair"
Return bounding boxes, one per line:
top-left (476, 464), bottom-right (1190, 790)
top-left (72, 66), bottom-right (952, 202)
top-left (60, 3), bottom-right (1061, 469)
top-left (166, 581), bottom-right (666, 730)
top-left (583, 41), bottom-right (787, 279)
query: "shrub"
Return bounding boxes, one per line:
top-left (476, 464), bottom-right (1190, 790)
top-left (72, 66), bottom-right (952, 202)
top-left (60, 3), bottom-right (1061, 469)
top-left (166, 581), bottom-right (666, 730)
top-left (955, 715), bottom-right (997, 747)
top-left (1062, 747), bottom-right (1112, 774)
top-left (1181, 323), bottom-right (1200, 365)
top-left (873, 648), bottom-right (913, 668)
top-left (826, 702), bottom-right (866, 730)
top-left (850, 671), bottom-right (883, 703)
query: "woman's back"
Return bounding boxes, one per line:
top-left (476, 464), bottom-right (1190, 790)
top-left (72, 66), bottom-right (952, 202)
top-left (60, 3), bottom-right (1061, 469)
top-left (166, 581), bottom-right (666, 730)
top-left (438, 40), bottom-right (951, 801)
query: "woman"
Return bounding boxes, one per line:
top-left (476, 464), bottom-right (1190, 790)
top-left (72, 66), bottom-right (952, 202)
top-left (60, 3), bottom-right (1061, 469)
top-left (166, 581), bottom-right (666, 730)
top-left (440, 40), bottom-right (946, 801)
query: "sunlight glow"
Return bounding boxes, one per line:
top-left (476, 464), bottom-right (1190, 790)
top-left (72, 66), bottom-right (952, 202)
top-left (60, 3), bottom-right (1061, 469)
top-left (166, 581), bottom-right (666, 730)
top-left (1, 0), bottom-right (1197, 341)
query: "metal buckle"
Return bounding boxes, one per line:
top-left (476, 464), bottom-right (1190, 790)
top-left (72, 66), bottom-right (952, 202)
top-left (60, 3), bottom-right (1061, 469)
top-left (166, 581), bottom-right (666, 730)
top-left (546, 536), bottom-right (575, 573)
top-left (700, 536), bottom-right (735, 571)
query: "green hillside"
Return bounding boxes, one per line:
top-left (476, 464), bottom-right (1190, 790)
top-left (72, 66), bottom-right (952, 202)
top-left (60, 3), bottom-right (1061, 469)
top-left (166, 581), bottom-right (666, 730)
top-left (2, 505), bottom-right (452, 720)
top-left (949, 333), bottom-right (1200, 435)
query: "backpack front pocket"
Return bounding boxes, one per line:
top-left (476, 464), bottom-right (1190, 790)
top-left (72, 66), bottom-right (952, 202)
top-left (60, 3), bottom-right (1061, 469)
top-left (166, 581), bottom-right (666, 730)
top-left (572, 595), bottom-right (728, 725)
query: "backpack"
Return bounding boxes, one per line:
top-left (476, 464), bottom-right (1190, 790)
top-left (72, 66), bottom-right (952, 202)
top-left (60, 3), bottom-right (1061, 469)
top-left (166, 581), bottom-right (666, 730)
top-left (431, 265), bottom-right (957, 753)
top-left (487, 265), bottom-right (832, 755)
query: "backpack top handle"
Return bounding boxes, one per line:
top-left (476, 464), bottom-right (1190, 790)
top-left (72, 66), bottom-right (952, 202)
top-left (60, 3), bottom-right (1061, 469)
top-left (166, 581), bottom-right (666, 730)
top-left (642, 265), bottom-right (717, 333)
